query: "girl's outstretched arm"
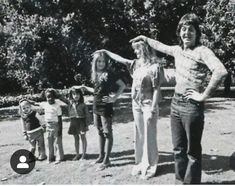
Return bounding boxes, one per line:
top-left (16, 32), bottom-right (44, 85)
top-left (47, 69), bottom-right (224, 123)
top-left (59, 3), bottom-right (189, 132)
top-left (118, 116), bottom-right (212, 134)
top-left (95, 49), bottom-right (133, 66)
top-left (130, 35), bottom-right (174, 56)
top-left (82, 85), bottom-right (94, 93)
top-left (102, 79), bottom-right (126, 103)
top-left (56, 90), bottom-right (69, 105)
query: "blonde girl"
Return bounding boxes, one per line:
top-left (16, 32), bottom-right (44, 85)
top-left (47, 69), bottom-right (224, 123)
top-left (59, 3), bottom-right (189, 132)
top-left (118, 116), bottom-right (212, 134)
top-left (94, 41), bottom-right (163, 179)
top-left (83, 52), bottom-right (126, 171)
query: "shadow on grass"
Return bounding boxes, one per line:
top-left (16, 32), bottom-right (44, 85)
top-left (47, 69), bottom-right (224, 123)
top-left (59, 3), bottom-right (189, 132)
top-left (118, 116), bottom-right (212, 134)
top-left (111, 149), bottom-right (134, 158)
top-left (64, 153), bottom-right (76, 161)
top-left (64, 153), bottom-right (106, 161)
top-left (202, 180), bottom-right (235, 184)
top-left (202, 152), bottom-right (235, 174)
top-left (110, 150), bottom-right (135, 167)
top-left (155, 151), bottom-right (235, 178)
top-left (230, 152), bottom-right (235, 171)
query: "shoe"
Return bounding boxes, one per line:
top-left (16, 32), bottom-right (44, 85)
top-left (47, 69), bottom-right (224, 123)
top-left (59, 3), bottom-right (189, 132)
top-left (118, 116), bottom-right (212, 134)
top-left (96, 162), bottom-right (111, 171)
top-left (72, 155), bottom-right (81, 161)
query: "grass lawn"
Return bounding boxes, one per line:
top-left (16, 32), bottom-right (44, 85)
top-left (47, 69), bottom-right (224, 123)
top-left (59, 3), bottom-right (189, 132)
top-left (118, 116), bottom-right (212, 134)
top-left (0, 94), bottom-right (235, 184)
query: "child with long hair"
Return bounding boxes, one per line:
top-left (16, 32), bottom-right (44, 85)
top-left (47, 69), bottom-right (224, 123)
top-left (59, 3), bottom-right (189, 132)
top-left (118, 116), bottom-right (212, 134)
top-left (58, 86), bottom-right (89, 160)
top-left (94, 40), bottom-right (163, 179)
top-left (19, 99), bottom-right (47, 161)
top-left (83, 51), bottom-right (126, 171)
top-left (130, 13), bottom-right (228, 184)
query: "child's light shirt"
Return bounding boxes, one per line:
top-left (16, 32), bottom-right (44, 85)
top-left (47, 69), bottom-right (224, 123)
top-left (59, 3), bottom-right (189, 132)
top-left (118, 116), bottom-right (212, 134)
top-left (39, 100), bottom-right (62, 123)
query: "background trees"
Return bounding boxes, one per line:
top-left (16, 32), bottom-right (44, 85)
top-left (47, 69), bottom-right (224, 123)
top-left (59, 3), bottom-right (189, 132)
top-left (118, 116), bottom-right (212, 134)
top-left (0, 0), bottom-right (234, 95)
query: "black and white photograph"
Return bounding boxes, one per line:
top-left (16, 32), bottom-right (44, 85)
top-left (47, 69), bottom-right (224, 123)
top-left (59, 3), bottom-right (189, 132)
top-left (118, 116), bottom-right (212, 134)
top-left (0, 0), bottom-right (235, 184)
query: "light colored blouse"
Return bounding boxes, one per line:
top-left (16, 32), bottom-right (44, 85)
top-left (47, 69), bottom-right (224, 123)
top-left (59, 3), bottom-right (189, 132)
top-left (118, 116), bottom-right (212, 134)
top-left (128, 60), bottom-right (162, 103)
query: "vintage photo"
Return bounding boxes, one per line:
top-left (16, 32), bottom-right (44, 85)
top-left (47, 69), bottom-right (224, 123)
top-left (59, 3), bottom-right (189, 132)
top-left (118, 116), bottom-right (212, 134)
top-left (0, 0), bottom-right (235, 184)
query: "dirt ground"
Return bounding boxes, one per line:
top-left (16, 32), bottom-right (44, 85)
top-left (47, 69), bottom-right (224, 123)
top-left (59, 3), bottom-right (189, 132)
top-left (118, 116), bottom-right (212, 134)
top-left (0, 94), bottom-right (235, 184)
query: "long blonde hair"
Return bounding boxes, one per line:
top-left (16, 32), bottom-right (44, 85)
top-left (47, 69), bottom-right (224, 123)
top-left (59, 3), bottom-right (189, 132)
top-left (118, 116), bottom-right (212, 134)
top-left (131, 41), bottom-right (157, 64)
top-left (91, 52), bottom-right (109, 83)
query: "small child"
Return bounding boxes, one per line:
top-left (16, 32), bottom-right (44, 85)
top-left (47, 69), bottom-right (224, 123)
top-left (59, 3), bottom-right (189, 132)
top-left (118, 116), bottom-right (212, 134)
top-left (19, 99), bottom-right (47, 161)
top-left (39, 88), bottom-right (64, 164)
top-left (59, 86), bottom-right (90, 161)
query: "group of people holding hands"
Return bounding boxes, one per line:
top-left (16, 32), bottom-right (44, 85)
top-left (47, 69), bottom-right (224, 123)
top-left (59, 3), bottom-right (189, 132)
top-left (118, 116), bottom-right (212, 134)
top-left (18, 13), bottom-right (227, 184)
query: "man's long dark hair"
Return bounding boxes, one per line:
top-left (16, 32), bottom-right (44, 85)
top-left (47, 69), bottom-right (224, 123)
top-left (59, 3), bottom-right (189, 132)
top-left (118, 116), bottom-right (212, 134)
top-left (176, 13), bottom-right (202, 49)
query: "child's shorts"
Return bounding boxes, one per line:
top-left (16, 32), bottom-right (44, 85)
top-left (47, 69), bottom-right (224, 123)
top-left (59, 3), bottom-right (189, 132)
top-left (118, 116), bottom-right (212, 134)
top-left (68, 118), bottom-right (88, 135)
top-left (93, 113), bottom-right (112, 134)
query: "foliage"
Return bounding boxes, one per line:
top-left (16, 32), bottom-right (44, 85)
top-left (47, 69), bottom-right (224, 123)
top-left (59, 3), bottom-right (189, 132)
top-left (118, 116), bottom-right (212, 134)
top-left (0, 0), bottom-right (234, 97)
top-left (202, 0), bottom-right (235, 76)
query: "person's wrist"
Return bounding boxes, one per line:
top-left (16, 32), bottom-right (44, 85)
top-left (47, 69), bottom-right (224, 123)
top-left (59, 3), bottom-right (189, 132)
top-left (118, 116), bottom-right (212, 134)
top-left (144, 36), bottom-right (148, 43)
top-left (150, 109), bottom-right (157, 114)
top-left (201, 92), bottom-right (209, 101)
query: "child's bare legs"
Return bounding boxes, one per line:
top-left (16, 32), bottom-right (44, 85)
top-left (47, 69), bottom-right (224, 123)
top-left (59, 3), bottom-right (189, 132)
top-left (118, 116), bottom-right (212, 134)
top-left (73, 134), bottom-right (80, 160)
top-left (103, 132), bottom-right (113, 165)
top-left (93, 114), bottom-right (105, 163)
top-left (80, 132), bottom-right (87, 159)
top-left (95, 130), bottom-right (105, 163)
top-left (96, 116), bottom-right (113, 171)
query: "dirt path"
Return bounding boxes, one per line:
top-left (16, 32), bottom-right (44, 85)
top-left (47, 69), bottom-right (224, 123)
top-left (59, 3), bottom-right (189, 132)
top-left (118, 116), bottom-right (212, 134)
top-left (0, 97), bottom-right (235, 184)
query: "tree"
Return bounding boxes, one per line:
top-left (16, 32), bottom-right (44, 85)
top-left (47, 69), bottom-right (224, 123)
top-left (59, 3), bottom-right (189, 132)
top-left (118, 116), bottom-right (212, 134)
top-left (0, 0), bottom-right (234, 95)
top-left (202, 0), bottom-right (235, 93)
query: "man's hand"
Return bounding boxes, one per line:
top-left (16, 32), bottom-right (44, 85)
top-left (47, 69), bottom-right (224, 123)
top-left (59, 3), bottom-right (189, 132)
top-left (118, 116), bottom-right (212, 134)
top-left (183, 89), bottom-right (205, 102)
top-left (93, 49), bottom-right (107, 55)
top-left (23, 134), bottom-right (28, 141)
top-left (102, 96), bottom-right (117, 103)
top-left (130, 35), bottom-right (147, 43)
